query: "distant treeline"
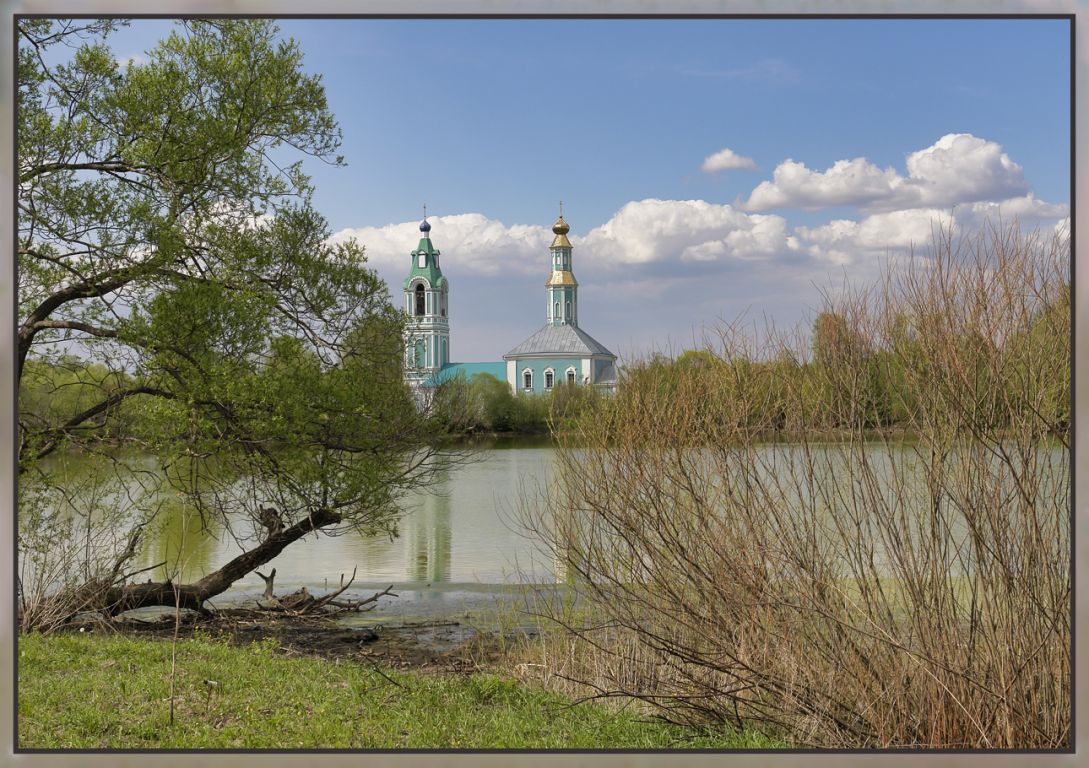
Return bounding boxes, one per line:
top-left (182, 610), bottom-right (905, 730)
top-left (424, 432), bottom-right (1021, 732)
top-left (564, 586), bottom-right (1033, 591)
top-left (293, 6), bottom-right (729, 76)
top-left (25, 285), bottom-right (1067, 446)
top-left (428, 372), bottom-right (601, 436)
top-left (429, 288), bottom-right (1069, 441)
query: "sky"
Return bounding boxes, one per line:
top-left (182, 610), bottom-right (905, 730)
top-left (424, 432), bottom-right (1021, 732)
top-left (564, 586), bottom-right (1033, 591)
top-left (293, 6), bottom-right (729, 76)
top-left (103, 17), bottom-right (1071, 363)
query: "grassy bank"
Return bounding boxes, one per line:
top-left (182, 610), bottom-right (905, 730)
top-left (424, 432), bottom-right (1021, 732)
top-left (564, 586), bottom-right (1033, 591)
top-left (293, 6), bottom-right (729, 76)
top-left (18, 633), bottom-right (783, 749)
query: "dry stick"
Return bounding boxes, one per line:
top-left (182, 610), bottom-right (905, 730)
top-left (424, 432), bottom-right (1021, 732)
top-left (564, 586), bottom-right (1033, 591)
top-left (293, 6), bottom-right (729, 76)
top-left (169, 580), bottom-right (181, 728)
top-left (254, 568), bottom-right (276, 600)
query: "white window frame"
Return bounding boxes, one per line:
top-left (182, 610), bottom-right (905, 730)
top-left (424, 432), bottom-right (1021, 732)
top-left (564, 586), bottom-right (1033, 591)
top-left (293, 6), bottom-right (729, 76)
top-left (544, 368), bottom-right (555, 390)
top-left (522, 368), bottom-right (533, 392)
top-left (566, 367), bottom-right (577, 385)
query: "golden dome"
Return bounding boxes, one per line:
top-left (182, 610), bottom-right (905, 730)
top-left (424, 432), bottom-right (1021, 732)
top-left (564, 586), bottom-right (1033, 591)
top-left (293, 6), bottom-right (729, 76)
top-left (552, 215), bottom-right (570, 236)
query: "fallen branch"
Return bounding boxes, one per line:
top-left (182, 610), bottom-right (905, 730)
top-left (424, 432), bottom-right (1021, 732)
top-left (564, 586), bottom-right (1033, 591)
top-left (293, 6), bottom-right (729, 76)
top-left (306, 566), bottom-right (358, 614)
top-left (326, 584), bottom-right (398, 613)
top-left (254, 568), bottom-right (276, 600)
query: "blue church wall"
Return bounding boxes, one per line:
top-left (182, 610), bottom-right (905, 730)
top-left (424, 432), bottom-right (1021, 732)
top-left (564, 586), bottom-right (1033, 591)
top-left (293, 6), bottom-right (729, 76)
top-left (513, 357), bottom-right (584, 395)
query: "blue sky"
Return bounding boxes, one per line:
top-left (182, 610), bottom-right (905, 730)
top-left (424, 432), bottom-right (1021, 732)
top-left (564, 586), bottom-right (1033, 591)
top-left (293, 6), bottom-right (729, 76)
top-left (105, 17), bottom-right (1071, 361)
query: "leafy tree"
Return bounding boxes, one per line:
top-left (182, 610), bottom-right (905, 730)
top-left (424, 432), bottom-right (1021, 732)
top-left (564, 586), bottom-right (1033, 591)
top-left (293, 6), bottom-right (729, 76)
top-left (17, 19), bottom-right (438, 619)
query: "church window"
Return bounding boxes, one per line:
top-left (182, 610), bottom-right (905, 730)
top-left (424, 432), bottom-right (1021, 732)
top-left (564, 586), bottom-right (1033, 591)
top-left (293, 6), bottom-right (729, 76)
top-left (523, 369), bottom-right (533, 391)
top-left (554, 301), bottom-right (559, 319)
top-left (544, 369), bottom-right (554, 390)
top-left (565, 300), bottom-right (571, 320)
top-left (415, 284), bottom-right (425, 316)
top-left (566, 367), bottom-right (576, 385)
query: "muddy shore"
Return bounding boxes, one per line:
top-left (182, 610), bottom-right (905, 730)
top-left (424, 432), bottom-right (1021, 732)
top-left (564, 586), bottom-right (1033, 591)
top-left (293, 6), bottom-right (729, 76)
top-left (65, 602), bottom-right (541, 675)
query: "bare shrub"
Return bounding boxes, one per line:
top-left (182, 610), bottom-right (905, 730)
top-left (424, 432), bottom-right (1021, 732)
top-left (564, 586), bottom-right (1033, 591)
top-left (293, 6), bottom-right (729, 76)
top-left (522, 221), bottom-right (1070, 748)
top-left (18, 453), bottom-right (163, 633)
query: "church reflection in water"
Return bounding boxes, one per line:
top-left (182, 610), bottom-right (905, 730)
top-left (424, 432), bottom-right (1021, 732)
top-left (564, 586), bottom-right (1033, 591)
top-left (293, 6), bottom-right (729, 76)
top-left (404, 487), bottom-right (452, 584)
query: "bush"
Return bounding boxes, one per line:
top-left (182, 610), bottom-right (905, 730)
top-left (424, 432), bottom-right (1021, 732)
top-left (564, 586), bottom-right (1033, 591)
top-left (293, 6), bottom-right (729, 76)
top-left (523, 221), bottom-right (1070, 748)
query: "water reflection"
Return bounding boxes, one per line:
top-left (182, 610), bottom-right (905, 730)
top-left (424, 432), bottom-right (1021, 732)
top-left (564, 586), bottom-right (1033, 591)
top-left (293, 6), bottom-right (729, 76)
top-left (405, 486), bottom-right (452, 584)
top-left (126, 443), bottom-right (559, 592)
top-left (142, 501), bottom-right (220, 582)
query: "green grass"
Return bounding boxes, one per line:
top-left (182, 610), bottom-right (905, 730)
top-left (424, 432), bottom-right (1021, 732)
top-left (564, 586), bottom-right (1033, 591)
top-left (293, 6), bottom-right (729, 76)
top-left (18, 633), bottom-right (783, 749)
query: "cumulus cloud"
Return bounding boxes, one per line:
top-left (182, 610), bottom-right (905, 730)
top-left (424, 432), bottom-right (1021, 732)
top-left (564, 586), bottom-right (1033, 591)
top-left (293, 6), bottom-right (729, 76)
top-left (329, 213), bottom-right (552, 276)
top-left (741, 133), bottom-right (1029, 213)
top-left (329, 189), bottom-right (1065, 287)
top-left (701, 148), bottom-right (758, 173)
top-left (743, 157), bottom-right (903, 211)
top-left (115, 53), bottom-right (150, 68)
top-left (952, 194), bottom-right (1069, 231)
top-left (580, 199), bottom-right (791, 266)
top-left (903, 133), bottom-right (1028, 205)
top-left (795, 208), bottom-right (953, 265)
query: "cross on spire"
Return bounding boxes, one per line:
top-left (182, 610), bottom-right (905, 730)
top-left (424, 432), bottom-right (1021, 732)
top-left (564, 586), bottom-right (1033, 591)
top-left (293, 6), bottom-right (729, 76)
top-left (559, 200), bottom-right (563, 217)
top-left (423, 203), bottom-right (427, 220)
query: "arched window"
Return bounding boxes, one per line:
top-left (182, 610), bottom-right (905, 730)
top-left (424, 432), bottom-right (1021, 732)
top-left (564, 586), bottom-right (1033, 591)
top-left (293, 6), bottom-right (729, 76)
top-left (441, 338), bottom-right (447, 366)
top-left (544, 369), bottom-right (555, 390)
top-left (415, 284), bottom-right (425, 316)
top-left (522, 369), bottom-right (533, 391)
top-left (553, 301), bottom-right (559, 319)
top-left (565, 300), bottom-right (571, 320)
top-left (566, 367), bottom-right (577, 385)
top-left (441, 291), bottom-right (447, 317)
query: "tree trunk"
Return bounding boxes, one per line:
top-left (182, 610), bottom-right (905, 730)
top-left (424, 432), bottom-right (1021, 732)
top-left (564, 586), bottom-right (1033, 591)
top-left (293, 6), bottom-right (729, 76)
top-left (102, 507), bottom-right (342, 614)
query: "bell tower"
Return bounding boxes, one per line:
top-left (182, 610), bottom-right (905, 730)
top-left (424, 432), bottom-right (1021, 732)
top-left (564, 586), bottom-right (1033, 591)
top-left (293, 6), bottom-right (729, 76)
top-left (546, 204), bottom-right (578, 327)
top-left (403, 213), bottom-right (449, 376)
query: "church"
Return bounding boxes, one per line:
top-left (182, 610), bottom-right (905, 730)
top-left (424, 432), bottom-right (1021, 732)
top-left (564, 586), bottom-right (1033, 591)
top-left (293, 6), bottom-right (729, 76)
top-left (402, 210), bottom-right (617, 396)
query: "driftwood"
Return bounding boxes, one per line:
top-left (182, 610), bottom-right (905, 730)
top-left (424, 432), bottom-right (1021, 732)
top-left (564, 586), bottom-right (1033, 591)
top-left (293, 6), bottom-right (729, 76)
top-left (256, 566), bottom-right (397, 615)
top-left (100, 506), bottom-right (343, 615)
top-left (254, 568), bottom-right (276, 600)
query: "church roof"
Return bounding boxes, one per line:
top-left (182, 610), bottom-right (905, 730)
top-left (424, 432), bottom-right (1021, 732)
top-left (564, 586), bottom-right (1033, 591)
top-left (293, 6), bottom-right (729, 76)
top-left (432, 361), bottom-right (507, 384)
top-left (403, 234), bottom-right (443, 289)
top-left (503, 324), bottom-right (615, 359)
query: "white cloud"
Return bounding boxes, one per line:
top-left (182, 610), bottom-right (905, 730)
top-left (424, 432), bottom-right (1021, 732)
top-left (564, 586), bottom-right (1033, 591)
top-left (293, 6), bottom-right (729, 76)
top-left (902, 133), bottom-right (1027, 206)
top-left (329, 191), bottom-right (1065, 286)
top-left (953, 194), bottom-right (1069, 231)
top-left (330, 213), bottom-right (551, 276)
top-left (701, 148), bottom-right (758, 173)
top-left (743, 157), bottom-right (903, 211)
top-left (741, 133), bottom-right (1029, 213)
top-left (115, 53), bottom-right (149, 68)
top-left (796, 208), bottom-right (953, 264)
top-left (580, 199), bottom-right (790, 266)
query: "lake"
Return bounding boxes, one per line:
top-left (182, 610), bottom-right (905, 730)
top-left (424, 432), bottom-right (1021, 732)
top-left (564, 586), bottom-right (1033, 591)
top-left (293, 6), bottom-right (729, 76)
top-left (129, 437), bottom-right (562, 614)
top-left (28, 436), bottom-right (1068, 620)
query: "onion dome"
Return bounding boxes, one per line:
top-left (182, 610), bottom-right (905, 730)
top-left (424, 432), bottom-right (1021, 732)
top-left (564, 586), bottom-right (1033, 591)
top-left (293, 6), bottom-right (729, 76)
top-left (552, 216), bottom-right (570, 236)
top-left (420, 218), bottom-right (431, 233)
